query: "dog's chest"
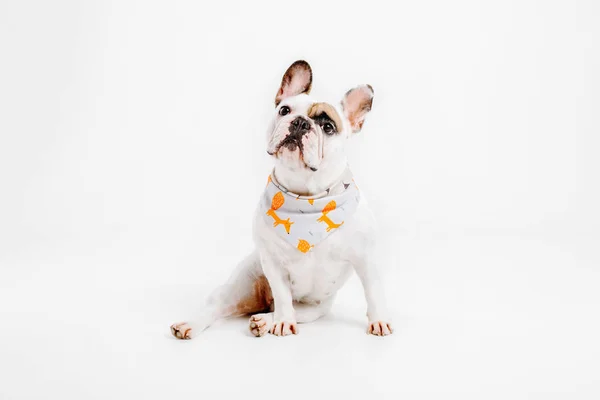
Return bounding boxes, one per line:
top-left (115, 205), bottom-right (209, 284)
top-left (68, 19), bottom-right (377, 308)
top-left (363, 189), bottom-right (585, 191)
top-left (254, 196), bottom-right (375, 302)
top-left (285, 252), bottom-right (353, 302)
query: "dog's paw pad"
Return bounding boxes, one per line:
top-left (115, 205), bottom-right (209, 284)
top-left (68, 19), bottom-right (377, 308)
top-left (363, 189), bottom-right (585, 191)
top-left (367, 321), bottom-right (393, 336)
top-left (269, 321), bottom-right (298, 336)
top-left (171, 322), bottom-right (192, 340)
top-left (249, 314), bottom-right (273, 337)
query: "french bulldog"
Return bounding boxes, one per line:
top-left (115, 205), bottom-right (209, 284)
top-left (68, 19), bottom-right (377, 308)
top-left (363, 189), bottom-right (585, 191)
top-left (171, 60), bottom-right (392, 339)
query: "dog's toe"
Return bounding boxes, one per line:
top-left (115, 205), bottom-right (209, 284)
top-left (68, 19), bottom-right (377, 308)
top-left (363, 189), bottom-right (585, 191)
top-left (367, 321), bottom-right (393, 336)
top-left (270, 321), bottom-right (298, 337)
top-left (171, 322), bottom-right (193, 340)
top-left (249, 313), bottom-right (273, 337)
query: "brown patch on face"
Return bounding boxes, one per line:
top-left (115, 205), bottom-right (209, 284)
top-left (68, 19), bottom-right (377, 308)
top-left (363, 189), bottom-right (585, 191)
top-left (235, 275), bottom-right (274, 315)
top-left (307, 102), bottom-right (343, 132)
top-left (275, 60), bottom-right (313, 106)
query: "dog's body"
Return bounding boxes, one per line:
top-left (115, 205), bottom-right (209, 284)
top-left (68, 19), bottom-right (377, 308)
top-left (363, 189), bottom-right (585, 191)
top-left (171, 61), bottom-right (393, 339)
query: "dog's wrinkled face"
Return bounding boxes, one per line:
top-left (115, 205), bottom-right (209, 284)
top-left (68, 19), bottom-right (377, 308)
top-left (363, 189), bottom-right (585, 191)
top-left (266, 60), bottom-right (374, 172)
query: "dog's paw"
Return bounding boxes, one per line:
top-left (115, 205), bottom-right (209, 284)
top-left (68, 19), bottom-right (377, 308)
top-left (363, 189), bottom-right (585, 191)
top-left (170, 322), bottom-right (193, 340)
top-left (249, 313), bottom-right (273, 337)
top-left (269, 320), bottom-right (298, 337)
top-left (367, 321), bottom-right (393, 336)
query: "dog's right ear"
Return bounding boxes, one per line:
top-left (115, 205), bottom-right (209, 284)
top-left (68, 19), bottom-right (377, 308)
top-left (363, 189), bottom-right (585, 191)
top-left (275, 60), bottom-right (313, 106)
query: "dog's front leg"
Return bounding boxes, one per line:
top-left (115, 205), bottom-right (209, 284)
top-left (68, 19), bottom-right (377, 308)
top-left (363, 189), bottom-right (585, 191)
top-left (259, 250), bottom-right (297, 336)
top-left (352, 255), bottom-right (394, 336)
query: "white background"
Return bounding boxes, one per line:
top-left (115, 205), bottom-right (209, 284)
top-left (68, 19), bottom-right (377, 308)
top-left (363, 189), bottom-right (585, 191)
top-left (1, 0), bottom-right (599, 399)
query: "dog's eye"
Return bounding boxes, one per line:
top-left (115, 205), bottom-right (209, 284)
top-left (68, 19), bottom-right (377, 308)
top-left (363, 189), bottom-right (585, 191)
top-left (279, 106), bottom-right (290, 116)
top-left (323, 123), bottom-right (335, 134)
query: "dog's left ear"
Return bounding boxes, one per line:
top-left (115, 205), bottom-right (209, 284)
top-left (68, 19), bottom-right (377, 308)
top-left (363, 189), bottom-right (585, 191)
top-left (342, 85), bottom-right (374, 133)
top-left (275, 60), bottom-right (313, 106)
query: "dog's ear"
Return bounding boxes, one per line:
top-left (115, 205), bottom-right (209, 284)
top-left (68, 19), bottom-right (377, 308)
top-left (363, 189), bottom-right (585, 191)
top-left (342, 85), bottom-right (374, 133)
top-left (275, 60), bottom-right (313, 106)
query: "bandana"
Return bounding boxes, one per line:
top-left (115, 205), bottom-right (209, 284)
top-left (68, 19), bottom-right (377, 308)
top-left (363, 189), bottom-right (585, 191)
top-left (260, 168), bottom-right (360, 253)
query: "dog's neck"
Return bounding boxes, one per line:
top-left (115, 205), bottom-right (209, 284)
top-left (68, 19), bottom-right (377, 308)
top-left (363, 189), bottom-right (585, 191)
top-left (273, 158), bottom-right (348, 196)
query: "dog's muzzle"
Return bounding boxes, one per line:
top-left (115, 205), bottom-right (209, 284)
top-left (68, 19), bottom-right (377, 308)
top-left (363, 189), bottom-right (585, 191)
top-left (278, 116), bottom-right (311, 151)
top-left (289, 116), bottom-right (311, 135)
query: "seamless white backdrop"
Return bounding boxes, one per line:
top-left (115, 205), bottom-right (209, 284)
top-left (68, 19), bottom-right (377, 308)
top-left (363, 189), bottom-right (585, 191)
top-left (1, 1), bottom-right (599, 399)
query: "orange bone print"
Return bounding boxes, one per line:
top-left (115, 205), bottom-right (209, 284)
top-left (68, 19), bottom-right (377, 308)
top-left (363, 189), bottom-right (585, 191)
top-left (317, 200), bottom-right (344, 232)
top-left (266, 192), bottom-right (294, 234)
top-left (297, 239), bottom-right (314, 253)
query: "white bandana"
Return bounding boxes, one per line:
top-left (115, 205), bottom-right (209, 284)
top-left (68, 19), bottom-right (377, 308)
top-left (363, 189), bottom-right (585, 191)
top-left (260, 168), bottom-right (360, 253)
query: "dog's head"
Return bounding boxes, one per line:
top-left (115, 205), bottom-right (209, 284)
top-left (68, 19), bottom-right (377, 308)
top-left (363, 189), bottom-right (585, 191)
top-left (266, 60), bottom-right (374, 172)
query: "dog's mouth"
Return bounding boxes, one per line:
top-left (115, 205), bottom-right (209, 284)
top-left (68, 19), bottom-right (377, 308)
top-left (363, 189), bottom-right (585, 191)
top-left (275, 131), bottom-right (304, 154)
top-left (271, 132), bottom-right (318, 171)
top-left (278, 136), bottom-right (302, 152)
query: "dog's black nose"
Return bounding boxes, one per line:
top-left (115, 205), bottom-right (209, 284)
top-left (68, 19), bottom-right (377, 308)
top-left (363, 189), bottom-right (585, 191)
top-left (289, 116), bottom-right (311, 135)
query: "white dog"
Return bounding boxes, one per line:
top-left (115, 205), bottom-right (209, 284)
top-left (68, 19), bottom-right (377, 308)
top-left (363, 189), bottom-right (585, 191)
top-left (171, 60), bottom-right (393, 338)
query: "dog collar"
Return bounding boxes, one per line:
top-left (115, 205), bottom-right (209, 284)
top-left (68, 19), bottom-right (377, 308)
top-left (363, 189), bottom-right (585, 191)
top-left (260, 168), bottom-right (360, 253)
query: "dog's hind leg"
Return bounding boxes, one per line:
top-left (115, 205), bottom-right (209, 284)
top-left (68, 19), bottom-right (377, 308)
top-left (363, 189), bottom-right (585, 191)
top-left (171, 250), bottom-right (273, 340)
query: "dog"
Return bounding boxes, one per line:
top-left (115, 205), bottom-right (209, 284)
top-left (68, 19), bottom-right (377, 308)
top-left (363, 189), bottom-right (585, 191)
top-left (171, 60), bottom-right (393, 338)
